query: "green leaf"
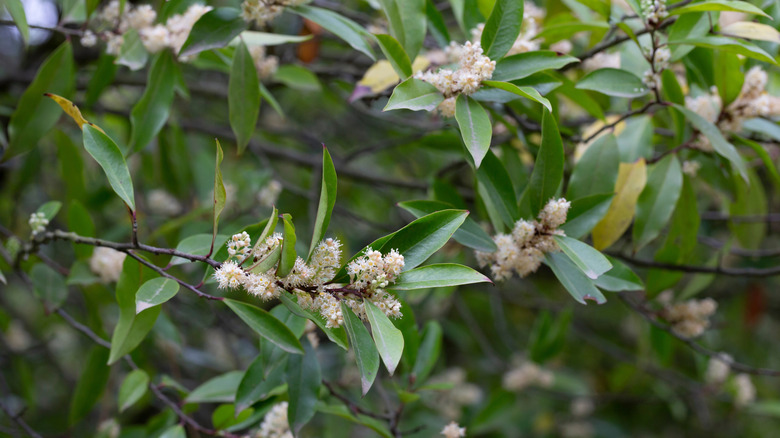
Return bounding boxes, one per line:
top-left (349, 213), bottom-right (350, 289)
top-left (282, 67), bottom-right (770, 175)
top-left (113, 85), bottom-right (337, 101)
top-left (633, 155), bottom-right (683, 251)
top-left (673, 103), bottom-right (748, 181)
top-left (212, 139), bottom-right (226, 255)
top-left (290, 5), bottom-right (376, 60)
top-left (259, 82), bottom-right (285, 117)
top-left (593, 256), bottom-right (644, 291)
top-left (109, 305), bottom-right (160, 365)
top-left (560, 193), bottom-right (614, 239)
top-left (129, 51), bottom-right (177, 154)
top-left (159, 425), bottom-right (186, 438)
top-left (411, 321), bottom-right (442, 385)
top-left (341, 304), bottom-right (380, 395)
top-left (185, 371), bottom-right (244, 404)
top-left (529, 108), bottom-right (564, 216)
top-left (116, 29), bottom-right (149, 71)
top-left (35, 201), bottom-right (61, 221)
top-left (714, 50), bottom-right (744, 106)
top-left (234, 31), bottom-right (313, 46)
top-left (592, 160), bottom-right (647, 250)
top-left (455, 94), bottom-right (492, 168)
top-left (86, 54), bottom-right (119, 107)
top-left (229, 41), bottom-right (261, 153)
top-left (212, 404), bottom-right (254, 430)
top-left (6, 42), bottom-right (74, 159)
top-left (529, 310), bottom-right (571, 363)
top-left (277, 214), bottom-right (297, 277)
top-left (82, 124), bottom-right (136, 211)
top-left (273, 64), bottom-right (322, 92)
top-left (377, 0), bottom-right (426, 59)
top-left (279, 292), bottom-right (349, 350)
top-left (481, 81), bottom-right (551, 111)
top-left (308, 148), bottom-right (338, 259)
top-left (31, 263), bottom-right (67, 311)
top-left (375, 34), bottom-right (413, 79)
top-left (667, 12), bottom-right (711, 61)
top-left (667, 36), bottom-right (777, 64)
top-left (3, 0), bottom-right (28, 44)
top-left (534, 21), bottom-right (610, 43)
top-left (567, 134), bottom-right (619, 200)
top-left (224, 299), bottom-right (304, 354)
top-left (135, 277), bottom-right (180, 314)
top-left (729, 168), bottom-right (767, 250)
top-left (476, 150), bottom-right (518, 230)
top-left (377, 209), bottom-right (469, 271)
top-left (733, 135), bottom-right (780, 190)
top-left (316, 403), bottom-right (394, 438)
top-left (492, 50), bottom-right (579, 82)
top-left (179, 8), bottom-right (248, 57)
top-left (69, 346), bottom-right (110, 424)
top-left (544, 252), bottom-right (606, 305)
top-left (118, 369), bottom-right (149, 412)
top-left (364, 301), bottom-right (405, 375)
top-left (171, 234), bottom-right (227, 266)
top-left (671, 0), bottom-right (770, 18)
top-left (398, 200), bottom-right (496, 252)
top-left (480, 0), bottom-right (523, 59)
top-left (390, 263), bottom-right (492, 290)
top-left (553, 235), bottom-right (612, 280)
top-left (287, 338), bottom-right (321, 434)
top-left (576, 68), bottom-right (648, 98)
top-left (235, 354), bottom-right (287, 413)
top-left (384, 78), bottom-right (444, 112)
top-left (426, 0), bottom-right (450, 46)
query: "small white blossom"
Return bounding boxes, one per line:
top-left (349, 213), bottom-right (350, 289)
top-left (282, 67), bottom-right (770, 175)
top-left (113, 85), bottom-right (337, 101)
top-left (89, 247), bottom-right (127, 283)
top-left (682, 160), bottom-right (701, 177)
top-left (28, 212), bottom-right (49, 236)
top-left (662, 297), bottom-right (717, 338)
top-left (502, 360), bottom-right (554, 391)
top-left (310, 238), bottom-right (342, 284)
top-left (641, 0), bottom-right (668, 26)
top-left (582, 52), bottom-right (620, 72)
top-left (734, 373), bottom-right (756, 407)
top-left (256, 402), bottom-right (293, 438)
top-left (441, 422), bottom-right (466, 438)
top-left (228, 232), bottom-right (252, 260)
top-left (245, 272), bottom-right (277, 300)
top-left (314, 292), bottom-right (343, 328)
top-left (257, 179), bottom-right (282, 207)
top-left (147, 189), bottom-right (181, 216)
top-left (140, 24), bottom-right (171, 53)
top-left (80, 30), bottom-right (98, 47)
top-left (214, 260), bottom-right (245, 290)
top-left (706, 353), bottom-right (732, 385)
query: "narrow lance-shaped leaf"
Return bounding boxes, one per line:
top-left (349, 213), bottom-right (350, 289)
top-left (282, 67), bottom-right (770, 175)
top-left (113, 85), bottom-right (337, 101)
top-left (178, 8), bottom-right (248, 57)
top-left (481, 80), bottom-right (551, 111)
top-left (229, 41), bottom-right (261, 153)
top-left (529, 108), bottom-right (564, 216)
top-left (481, 0), bottom-right (523, 59)
top-left (277, 214), bottom-right (297, 277)
top-left (375, 34), bottom-right (413, 79)
top-left (384, 78), bottom-right (444, 112)
top-left (118, 369), bottom-right (149, 412)
top-left (576, 68), bottom-right (648, 98)
top-left (552, 236), bottom-right (612, 280)
top-left (545, 252), bottom-right (607, 305)
top-left (129, 51), bottom-right (177, 154)
top-left (377, 0), bottom-right (426, 59)
top-left (211, 139), bottom-right (226, 256)
top-left (83, 125), bottom-right (136, 211)
top-left (455, 94), bottom-right (492, 168)
top-left (308, 147), bottom-right (337, 260)
top-left (477, 150), bottom-right (518, 230)
top-left (411, 321), bottom-right (442, 385)
top-left (633, 155), bottom-right (683, 251)
top-left (671, 0), bottom-right (771, 18)
top-left (594, 256), bottom-right (644, 291)
top-left (365, 301), bottom-right (405, 375)
top-left (3, 0), bottom-right (29, 44)
top-left (491, 50), bottom-right (580, 82)
top-left (235, 354), bottom-right (287, 414)
top-left (44, 93), bottom-right (91, 128)
top-left (224, 298), bottom-right (305, 354)
top-left (390, 263), bottom-right (492, 290)
top-left (341, 303), bottom-right (380, 396)
top-left (287, 338), bottom-right (322, 434)
top-left (592, 159), bottom-right (647, 250)
top-left (184, 371), bottom-right (244, 403)
top-left (69, 346), bottom-right (110, 425)
top-left (397, 200), bottom-right (496, 252)
top-left (289, 5), bottom-right (376, 60)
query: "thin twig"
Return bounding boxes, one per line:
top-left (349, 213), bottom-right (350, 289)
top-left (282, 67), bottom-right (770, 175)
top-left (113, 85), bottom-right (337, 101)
top-left (610, 252), bottom-right (780, 277)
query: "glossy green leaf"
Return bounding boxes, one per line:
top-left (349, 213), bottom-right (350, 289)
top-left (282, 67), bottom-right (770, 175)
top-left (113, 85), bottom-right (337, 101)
top-left (492, 50), bottom-right (579, 82)
top-left (384, 78), bottom-right (444, 112)
top-left (212, 404), bottom-right (254, 430)
top-left (377, 0), bottom-right (426, 59)
top-left (560, 193), bottom-right (614, 239)
top-left (171, 234), bottom-right (227, 265)
top-left (398, 200), bottom-right (496, 252)
top-left (481, 0), bottom-right (523, 59)
top-left (277, 214), bottom-right (297, 277)
top-left (69, 346), bottom-right (110, 424)
top-left (375, 34), bottom-right (413, 79)
top-left (279, 292), bottom-right (349, 350)
top-left (733, 135), bottom-right (780, 190)
top-left (673, 103), bottom-right (748, 181)
top-left (411, 321), bottom-right (442, 385)
top-left (159, 425), bottom-right (186, 438)
top-left (129, 51), bottom-right (177, 153)
top-left (390, 263), bottom-right (492, 290)
top-left (553, 235), bottom-right (612, 280)
top-left (594, 256), bottom-right (644, 291)
top-left (83, 124), bottom-right (136, 211)
top-left (667, 12), bottom-right (710, 60)
top-left (179, 8), bottom-right (248, 57)
top-left (36, 200), bottom-right (62, 221)
top-left (229, 41), bottom-right (260, 153)
top-left (365, 301), bottom-right (404, 375)
top-left (116, 29), bottom-right (149, 71)
top-left (714, 50), bottom-right (743, 106)
top-left (667, 36), bottom-right (777, 64)
top-left (529, 109), bottom-right (564, 216)
top-left (3, 0), bottom-right (28, 44)
top-left (287, 338), bottom-right (321, 434)
top-left (224, 298), bottom-right (304, 354)
top-left (482, 80), bottom-right (551, 111)
top-left (6, 42), bottom-right (74, 159)
top-left (671, 0), bottom-right (770, 18)
top-left (342, 303), bottom-right (380, 395)
top-left (185, 371), bottom-right (244, 404)
top-left (567, 134), bottom-right (619, 200)
top-left (109, 305), bottom-right (160, 365)
top-left (576, 68), bottom-right (648, 98)
top-left (425, 0), bottom-right (451, 46)
top-left (633, 155), bottom-right (683, 251)
top-left (273, 64), bottom-right (322, 91)
top-left (545, 252), bottom-right (606, 305)
top-left (235, 354), bottom-right (287, 413)
top-left (212, 139), bottom-right (226, 255)
top-left (135, 277), bottom-right (179, 314)
top-left (455, 94), bottom-right (492, 168)
top-left (290, 5), bottom-right (376, 60)
top-left (308, 148), bottom-right (337, 259)
top-left (31, 263), bottom-right (67, 311)
top-left (477, 150), bottom-right (518, 230)
top-left (118, 369), bottom-right (149, 412)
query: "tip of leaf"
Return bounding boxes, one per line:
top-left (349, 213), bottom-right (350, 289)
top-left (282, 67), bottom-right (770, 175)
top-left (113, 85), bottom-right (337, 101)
top-left (583, 294), bottom-right (606, 305)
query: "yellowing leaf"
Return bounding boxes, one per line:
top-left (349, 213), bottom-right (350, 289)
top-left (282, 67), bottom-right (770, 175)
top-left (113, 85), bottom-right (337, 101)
top-left (44, 93), bottom-right (104, 133)
top-left (592, 159), bottom-right (647, 250)
top-left (721, 21), bottom-right (780, 43)
top-left (358, 56), bottom-right (431, 94)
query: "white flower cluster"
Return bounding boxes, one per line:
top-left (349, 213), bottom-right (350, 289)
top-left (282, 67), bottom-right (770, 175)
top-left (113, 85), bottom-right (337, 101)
top-left (642, 47), bottom-right (670, 90)
top-left (641, 0), bottom-right (668, 26)
top-left (660, 297), bottom-right (717, 338)
top-left (147, 189), bottom-right (182, 217)
top-left (255, 402), bottom-right (293, 438)
top-left (94, 1), bottom-right (211, 60)
top-left (734, 373), bottom-right (756, 407)
top-left (503, 359), bottom-right (554, 391)
top-left (414, 41), bottom-right (496, 117)
top-left (257, 179), bottom-right (283, 206)
top-left (28, 212), bottom-right (48, 236)
top-left (441, 422), bottom-right (467, 438)
top-left (428, 368), bottom-right (483, 419)
top-left (682, 160), bottom-right (701, 177)
top-left (469, 1), bottom-right (545, 56)
top-left (228, 231), bottom-right (253, 261)
top-left (582, 52), bottom-right (620, 72)
top-left (89, 247), bottom-right (127, 283)
top-left (476, 198), bottom-right (570, 281)
top-left (240, 0), bottom-right (309, 27)
top-left (339, 248), bottom-right (405, 321)
top-left (705, 352), bottom-right (733, 385)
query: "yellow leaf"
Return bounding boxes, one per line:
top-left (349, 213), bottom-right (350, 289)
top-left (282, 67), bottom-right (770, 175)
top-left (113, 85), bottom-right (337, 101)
top-left (722, 21), bottom-right (780, 43)
top-left (44, 93), bottom-right (105, 133)
top-left (358, 56), bottom-right (431, 94)
top-left (592, 159), bottom-right (647, 250)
